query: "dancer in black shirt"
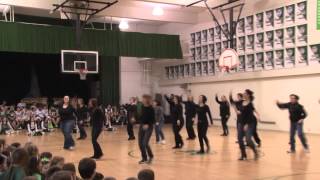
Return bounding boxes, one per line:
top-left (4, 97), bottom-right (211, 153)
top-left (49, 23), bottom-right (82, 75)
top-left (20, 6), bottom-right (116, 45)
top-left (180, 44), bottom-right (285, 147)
top-left (196, 95), bottom-right (213, 154)
top-left (165, 95), bottom-right (184, 149)
top-left (76, 98), bottom-right (89, 140)
top-left (182, 96), bottom-right (197, 140)
top-left (88, 98), bottom-right (104, 159)
top-left (215, 94), bottom-right (230, 136)
top-left (127, 97), bottom-right (138, 140)
top-left (58, 96), bottom-right (76, 150)
top-left (229, 92), bottom-right (243, 128)
top-left (138, 95), bottom-right (155, 164)
top-left (236, 89), bottom-right (260, 160)
top-left (276, 94), bottom-right (309, 153)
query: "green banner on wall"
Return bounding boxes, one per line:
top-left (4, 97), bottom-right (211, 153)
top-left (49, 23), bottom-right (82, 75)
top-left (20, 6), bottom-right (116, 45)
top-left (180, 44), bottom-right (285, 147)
top-left (318, 0), bottom-right (320, 29)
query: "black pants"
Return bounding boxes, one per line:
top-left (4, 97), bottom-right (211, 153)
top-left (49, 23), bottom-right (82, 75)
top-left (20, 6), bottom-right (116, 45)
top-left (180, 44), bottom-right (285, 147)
top-left (221, 115), bottom-right (229, 135)
top-left (138, 126), bottom-right (153, 161)
top-left (253, 120), bottom-right (261, 145)
top-left (186, 116), bottom-right (196, 139)
top-left (78, 119), bottom-right (87, 138)
top-left (127, 122), bottom-right (135, 139)
top-left (172, 121), bottom-right (184, 147)
top-left (197, 123), bottom-right (209, 152)
top-left (92, 127), bottom-right (103, 157)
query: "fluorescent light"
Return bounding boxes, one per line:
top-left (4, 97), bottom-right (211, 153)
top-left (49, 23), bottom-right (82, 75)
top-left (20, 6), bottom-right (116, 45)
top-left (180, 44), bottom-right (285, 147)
top-left (152, 7), bottom-right (164, 16)
top-left (119, 20), bottom-right (129, 30)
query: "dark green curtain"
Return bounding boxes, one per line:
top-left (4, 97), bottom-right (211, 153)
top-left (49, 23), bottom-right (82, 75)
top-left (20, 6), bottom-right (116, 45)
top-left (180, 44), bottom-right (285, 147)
top-left (100, 56), bottom-right (119, 105)
top-left (0, 22), bottom-right (182, 58)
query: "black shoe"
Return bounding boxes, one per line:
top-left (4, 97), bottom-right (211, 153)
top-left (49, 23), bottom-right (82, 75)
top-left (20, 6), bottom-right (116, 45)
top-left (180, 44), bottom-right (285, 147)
top-left (139, 160), bottom-right (147, 164)
top-left (238, 156), bottom-right (247, 161)
top-left (90, 154), bottom-right (103, 160)
top-left (257, 142), bottom-right (261, 148)
top-left (287, 149), bottom-right (296, 154)
top-left (128, 137), bottom-right (135, 141)
top-left (196, 150), bottom-right (205, 154)
top-left (220, 133), bottom-right (227, 136)
top-left (172, 146), bottom-right (180, 149)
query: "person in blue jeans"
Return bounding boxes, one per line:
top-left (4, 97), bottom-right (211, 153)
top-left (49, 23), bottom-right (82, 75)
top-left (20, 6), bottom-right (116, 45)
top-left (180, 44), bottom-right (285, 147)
top-left (276, 94), bottom-right (309, 153)
top-left (153, 100), bottom-right (165, 144)
top-left (237, 89), bottom-right (260, 161)
top-left (59, 96), bottom-right (76, 150)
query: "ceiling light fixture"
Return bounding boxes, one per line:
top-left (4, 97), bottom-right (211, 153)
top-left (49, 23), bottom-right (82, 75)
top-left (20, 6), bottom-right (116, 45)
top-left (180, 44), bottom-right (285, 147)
top-left (119, 20), bottom-right (129, 30)
top-left (152, 7), bottom-right (164, 16)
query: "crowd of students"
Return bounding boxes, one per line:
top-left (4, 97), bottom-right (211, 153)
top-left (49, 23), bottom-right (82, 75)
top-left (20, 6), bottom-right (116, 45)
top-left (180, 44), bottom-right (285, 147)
top-left (0, 139), bottom-right (155, 180)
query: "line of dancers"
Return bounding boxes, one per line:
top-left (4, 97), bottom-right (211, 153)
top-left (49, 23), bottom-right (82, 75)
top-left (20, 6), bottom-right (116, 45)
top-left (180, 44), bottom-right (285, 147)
top-left (135, 89), bottom-right (311, 163)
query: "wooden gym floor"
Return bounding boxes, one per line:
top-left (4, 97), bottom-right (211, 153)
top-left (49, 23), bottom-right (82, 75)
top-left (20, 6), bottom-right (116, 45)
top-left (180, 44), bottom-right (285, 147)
top-left (2, 125), bottom-right (320, 180)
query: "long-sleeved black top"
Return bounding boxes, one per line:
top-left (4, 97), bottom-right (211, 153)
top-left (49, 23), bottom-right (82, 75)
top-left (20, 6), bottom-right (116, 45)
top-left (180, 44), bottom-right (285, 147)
top-left (238, 102), bottom-right (256, 125)
top-left (215, 96), bottom-right (230, 117)
top-left (164, 96), bottom-right (184, 123)
top-left (140, 105), bottom-right (155, 126)
top-left (182, 101), bottom-right (197, 118)
top-left (127, 104), bottom-right (138, 120)
top-left (196, 104), bottom-right (213, 125)
top-left (277, 102), bottom-right (307, 122)
top-left (90, 107), bottom-right (105, 129)
top-left (58, 105), bottom-right (76, 121)
top-left (76, 106), bottom-right (89, 120)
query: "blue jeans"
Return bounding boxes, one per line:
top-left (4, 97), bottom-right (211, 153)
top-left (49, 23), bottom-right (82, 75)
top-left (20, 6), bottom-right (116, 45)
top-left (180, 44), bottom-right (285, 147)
top-left (290, 121), bottom-right (308, 151)
top-left (238, 123), bottom-right (257, 157)
top-left (155, 119), bottom-right (165, 142)
top-left (61, 120), bottom-right (75, 149)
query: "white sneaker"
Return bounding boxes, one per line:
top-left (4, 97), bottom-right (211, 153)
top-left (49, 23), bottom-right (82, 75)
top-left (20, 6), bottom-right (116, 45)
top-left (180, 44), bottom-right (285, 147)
top-left (68, 146), bottom-right (75, 150)
top-left (304, 148), bottom-right (310, 153)
top-left (161, 140), bottom-right (166, 145)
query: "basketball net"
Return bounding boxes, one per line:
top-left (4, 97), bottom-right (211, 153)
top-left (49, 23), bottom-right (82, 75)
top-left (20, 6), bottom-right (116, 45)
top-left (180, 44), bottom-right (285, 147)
top-left (79, 69), bottom-right (87, 80)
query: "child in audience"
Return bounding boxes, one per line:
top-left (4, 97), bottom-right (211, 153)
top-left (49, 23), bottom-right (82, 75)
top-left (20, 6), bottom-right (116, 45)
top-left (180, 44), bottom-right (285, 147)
top-left (27, 114), bottom-right (40, 136)
top-left (7, 106), bottom-right (17, 130)
top-left (50, 156), bottom-right (65, 168)
top-left (48, 107), bottom-right (60, 128)
top-left (0, 115), bottom-right (15, 135)
top-left (39, 152), bottom-right (52, 175)
top-left (2, 148), bottom-right (29, 180)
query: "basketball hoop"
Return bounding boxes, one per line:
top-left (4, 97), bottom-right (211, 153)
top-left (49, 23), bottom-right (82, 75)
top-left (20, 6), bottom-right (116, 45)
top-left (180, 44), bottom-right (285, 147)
top-left (218, 48), bottom-right (239, 76)
top-left (78, 69), bottom-right (87, 80)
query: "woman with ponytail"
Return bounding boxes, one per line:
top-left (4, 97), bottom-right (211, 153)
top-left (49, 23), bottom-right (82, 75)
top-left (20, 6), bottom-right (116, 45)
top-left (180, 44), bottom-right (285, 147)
top-left (237, 89), bottom-right (260, 160)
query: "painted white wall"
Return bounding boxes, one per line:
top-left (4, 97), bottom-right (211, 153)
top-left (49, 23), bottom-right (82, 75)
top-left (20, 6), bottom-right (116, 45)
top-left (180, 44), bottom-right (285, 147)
top-left (151, 0), bottom-right (320, 134)
top-left (120, 57), bottom-right (152, 104)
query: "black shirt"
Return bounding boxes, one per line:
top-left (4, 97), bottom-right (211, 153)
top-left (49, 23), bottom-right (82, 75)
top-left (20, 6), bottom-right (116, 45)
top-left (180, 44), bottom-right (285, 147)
top-left (277, 102), bottom-right (307, 122)
top-left (239, 102), bottom-right (256, 125)
top-left (140, 106), bottom-right (155, 126)
top-left (215, 96), bottom-right (230, 117)
top-left (196, 104), bottom-right (213, 125)
top-left (182, 101), bottom-right (197, 118)
top-left (90, 107), bottom-right (105, 128)
top-left (58, 105), bottom-right (76, 121)
top-left (76, 106), bottom-right (89, 120)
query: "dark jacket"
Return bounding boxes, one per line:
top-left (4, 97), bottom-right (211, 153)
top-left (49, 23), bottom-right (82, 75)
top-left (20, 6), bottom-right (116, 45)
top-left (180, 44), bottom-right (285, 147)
top-left (182, 101), bottom-right (197, 118)
top-left (140, 106), bottom-right (155, 126)
top-left (215, 96), bottom-right (230, 117)
top-left (277, 102), bottom-right (307, 122)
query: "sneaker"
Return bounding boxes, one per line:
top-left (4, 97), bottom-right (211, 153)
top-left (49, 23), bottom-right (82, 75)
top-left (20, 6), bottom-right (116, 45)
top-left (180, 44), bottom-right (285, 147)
top-left (156, 141), bottom-right (161, 144)
top-left (304, 148), bottom-right (310, 153)
top-left (68, 146), bottom-right (75, 150)
top-left (161, 140), bottom-right (166, 145)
